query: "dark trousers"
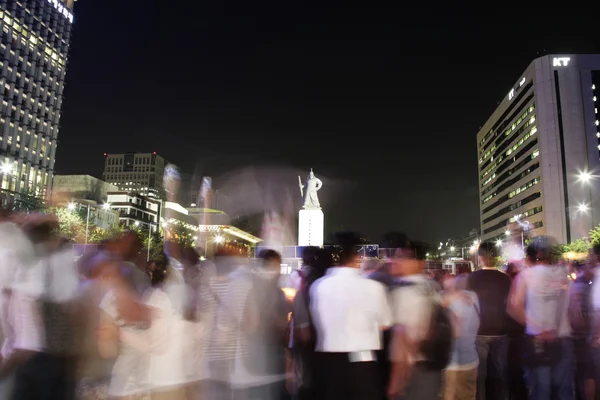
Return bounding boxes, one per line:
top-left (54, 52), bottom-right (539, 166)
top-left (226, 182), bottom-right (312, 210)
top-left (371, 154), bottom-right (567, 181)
top-left (507, 335), bottom-right (527, 400)
top-left (11, 352), bottom-right (76, 400)
top-left (476, 335), bottom-right (509, 400)
top-left (523, 338), bottom-right (574, 400)
top-left (573, 337), bottom-right (593, 400)
top-left (313, 352), bottom-right (381, 400)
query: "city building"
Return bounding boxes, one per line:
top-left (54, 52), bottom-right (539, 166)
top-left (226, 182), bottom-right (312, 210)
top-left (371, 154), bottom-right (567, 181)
top-left (478, 54), bottom-right (600, 244)
top-left (0, 0), bottom-right (76, 203)
top-left (52, 174), bottom-right (118, 203)
top-left (68, 199), bottom-right (120, 231)
top-left (198, 223), bottom-right (262, 257)
top-left (163, 201), bottom-right (198, 235)
top-left (102, 152), bottom-right (169, 199)
top-left (107, 191), bottom-right (161, 232)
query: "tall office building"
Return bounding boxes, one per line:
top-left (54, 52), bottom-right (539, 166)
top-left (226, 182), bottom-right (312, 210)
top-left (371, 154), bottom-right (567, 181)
top-left (102, 152), bottom-right (169, 199)
top-left (478, 54), bottom-right (600, 244)
top-left (0, 0), bottom-right (75, 201)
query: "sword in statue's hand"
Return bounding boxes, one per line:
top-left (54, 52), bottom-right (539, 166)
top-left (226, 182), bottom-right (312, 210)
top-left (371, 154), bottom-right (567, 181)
top-left (298, 175), bottom-right (304, 197)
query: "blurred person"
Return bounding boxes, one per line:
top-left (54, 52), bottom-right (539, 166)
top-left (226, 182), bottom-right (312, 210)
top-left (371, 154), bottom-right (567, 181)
top-left (116, 252), bottom-right (188, 400)
top-left (508, 237), bottom-right (573, 400)
top-left (569, 261), bottom-right (594, 400)
top-left (76, 250), bottom-right (119, 400)
top-left (98, 239), bottom-right (155, 399)
top-left (311, 232), bottom-right (392, 400)
top-left (223, 249), bottom-right (288, 400)
top-left (205, 249), bottom-right (240, 400)
top-left (110, 231), bottom-right (150, 298)
top-left (181, 247), bottom-right (212, 400)
top-left (468, 241), bottom-right (511, 400)
top-left (288, 247), bottom-right (333, 400)
top-left (589, 244), bottom-right (600, 399)
top-left (369, 233), bottom-right (412, 400)
top-left (387, 242), bottom-right (448, 400)
top-left (0, 211), bottom-right (36, 398)
top-left (443, 275), bottom-right (480, 400)
top-left (503, 263), bottom-right (527, 400)
top-left (6, 215), bottom-right (81, 400)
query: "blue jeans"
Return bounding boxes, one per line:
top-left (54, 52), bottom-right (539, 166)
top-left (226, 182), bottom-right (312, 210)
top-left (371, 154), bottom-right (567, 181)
top-left (523, 338), bottom-right (574, 400)
top-left (476, 336), bottom-right (509, 400)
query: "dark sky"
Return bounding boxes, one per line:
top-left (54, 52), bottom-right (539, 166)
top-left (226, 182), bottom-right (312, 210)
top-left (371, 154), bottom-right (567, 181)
top-left (55, 2), bottom-right (600, 244)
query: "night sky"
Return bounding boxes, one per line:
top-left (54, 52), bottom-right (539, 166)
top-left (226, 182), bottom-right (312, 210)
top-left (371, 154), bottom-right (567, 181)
top-left (55, 2), bottom-right (600, 244)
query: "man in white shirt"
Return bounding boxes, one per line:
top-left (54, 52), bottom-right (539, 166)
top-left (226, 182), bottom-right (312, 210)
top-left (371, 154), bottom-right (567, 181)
top-left (388, 244), bottom-right (443, 400)
top-left (508, 237), bottom-right (573, 400)
top-left (310, 232), bottom-right (392, 400)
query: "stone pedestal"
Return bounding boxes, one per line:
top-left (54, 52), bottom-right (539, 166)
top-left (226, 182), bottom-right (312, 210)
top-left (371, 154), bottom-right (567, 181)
top-left (298, 209), bottom-right (324, 246)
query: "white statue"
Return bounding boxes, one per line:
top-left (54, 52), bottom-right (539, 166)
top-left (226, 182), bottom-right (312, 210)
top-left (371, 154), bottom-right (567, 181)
top-left (298, 169), bottom-right (323, 209)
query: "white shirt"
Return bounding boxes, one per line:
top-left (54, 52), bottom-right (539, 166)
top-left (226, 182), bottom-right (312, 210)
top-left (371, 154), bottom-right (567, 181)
top-left (310, 267), bottom-right (392, 353)
top-left (391, 274), bottom-right (439, 361)
top-left (520, 264), bottom-right (571, 337)
top-left (100, 291), bottom-right (149, 397)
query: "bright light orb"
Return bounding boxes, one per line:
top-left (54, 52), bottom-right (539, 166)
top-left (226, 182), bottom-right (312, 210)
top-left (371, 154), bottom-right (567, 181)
top-left (578, 171), bottom-right (593, 184)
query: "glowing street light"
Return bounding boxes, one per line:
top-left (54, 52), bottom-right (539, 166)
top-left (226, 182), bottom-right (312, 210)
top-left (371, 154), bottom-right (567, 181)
top-left (496, 239), bottom-right (503, 247)
top-left (0, 161), bottom-right (13, 175)
top-left (67, 202), bottom-right (76, 211)
top-left (450, 246), bottom-right (456, 252)
top-left (134, 221), bottom-right (140, 227)
top-left (578, 203), bottom-right (590, 213)
top-left (505, 230), bottom-right (511, 236)
top-left (102, 203), bottom-right (111, 210)
top-left (577, 170), bottom-right (593, 184)
top-left (214, 235), bottom-right (224, 244)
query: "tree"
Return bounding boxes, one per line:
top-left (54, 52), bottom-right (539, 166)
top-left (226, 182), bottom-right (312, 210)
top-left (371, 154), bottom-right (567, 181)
top-left (129, 225), bottom-right (165, 260)
top-left (88, 225), bottom-right (124, 243)
top-left (562, 238), bottom-right (591, 254)
top-left (50, 206), bottom-right (86, 242)
top-left (590, 225), bottom-right (600, 247)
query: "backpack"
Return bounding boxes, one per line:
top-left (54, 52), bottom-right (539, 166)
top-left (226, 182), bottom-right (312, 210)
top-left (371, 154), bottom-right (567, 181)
top-left (395, 280), bottom-right (453, 370)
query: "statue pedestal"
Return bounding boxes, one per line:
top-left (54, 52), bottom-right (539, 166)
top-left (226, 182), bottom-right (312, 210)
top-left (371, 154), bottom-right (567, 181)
top-left (298, 209), bottom-right (324, 247)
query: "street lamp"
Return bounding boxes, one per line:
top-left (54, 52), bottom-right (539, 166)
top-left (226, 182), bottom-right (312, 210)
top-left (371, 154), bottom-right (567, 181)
top-left (496, 239), bottom-right (503, 247)
top-left (102, 203), bottom-right (111, 210)
top-left (450, 246), bottom-right (456, 252)
top-left (214, 235), bottom-right (224, 244)
top-left (578, 203), bottom-right (590, 213)
top-left (577, 170), bottom-right (593, 184)
top-left (505, 230), bottom-right (511, 237)
top-left (0, 161), bottom-right (13, 175)
top-left (67, 202), bottom-right (76, 211)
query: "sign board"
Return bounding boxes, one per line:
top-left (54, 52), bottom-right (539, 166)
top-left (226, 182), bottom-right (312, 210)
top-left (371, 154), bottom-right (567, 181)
top-left (553, 57), bottom-right (570, 67)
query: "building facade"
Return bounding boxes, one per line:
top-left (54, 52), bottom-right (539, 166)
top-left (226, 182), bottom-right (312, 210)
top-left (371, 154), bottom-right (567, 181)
top-left (103, 152), bottom-right (168, 199)
top-left (478, 54), bottom-right (600, 244)
top-left (69, 200), bottom-right (120, 231)
top-left (0, 0), bottom-right (75, 202)
top-left (107, 191), bottom-right (161, 232)
top-left (52, 174), bottom-right (118, 202)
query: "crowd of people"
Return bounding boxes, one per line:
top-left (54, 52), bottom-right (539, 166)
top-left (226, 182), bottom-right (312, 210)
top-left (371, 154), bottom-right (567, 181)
top-left (0, 210), bottom-right (597, 400)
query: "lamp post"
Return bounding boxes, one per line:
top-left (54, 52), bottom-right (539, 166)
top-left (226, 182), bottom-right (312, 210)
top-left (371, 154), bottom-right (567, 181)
top-left (577, 170), bottom-right (595, 231)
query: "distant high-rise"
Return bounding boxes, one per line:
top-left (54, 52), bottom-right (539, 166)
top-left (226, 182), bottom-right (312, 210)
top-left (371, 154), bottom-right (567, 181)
top-left (0, 0), bottom-right (76, 201)
top-left (102, 152), bottom-right (169, 199)
top-left (478, 54), bottom-right (600, 244)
